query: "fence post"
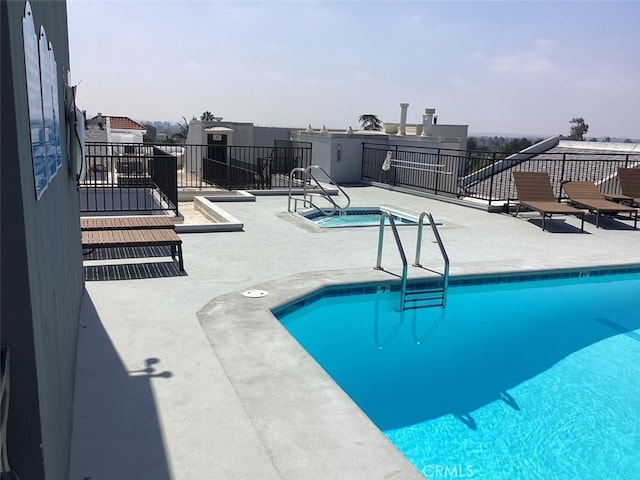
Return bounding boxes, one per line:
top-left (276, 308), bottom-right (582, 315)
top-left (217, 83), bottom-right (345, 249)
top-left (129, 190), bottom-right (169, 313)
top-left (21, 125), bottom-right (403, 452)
top-left (198, 145), bottom-right (203, 189)
top-left (226, 146), bottom-right (232, 191)
top-left (488, 152), bottom-right (497, 206)
top-left (558, 153), bottom-right (566, 200)
top-left (393, 145), bottom-right (399, 186)
top-left (435, 149), bottom-right (441, 194)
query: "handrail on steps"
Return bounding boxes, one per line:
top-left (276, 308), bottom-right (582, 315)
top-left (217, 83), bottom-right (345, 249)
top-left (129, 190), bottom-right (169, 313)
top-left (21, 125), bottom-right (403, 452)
top-left (374, 210), bottom-right (408, 310)
top-left (288, 166), bottom-right (351, 215)
top-left (414, 211), bottom-right (450, 297)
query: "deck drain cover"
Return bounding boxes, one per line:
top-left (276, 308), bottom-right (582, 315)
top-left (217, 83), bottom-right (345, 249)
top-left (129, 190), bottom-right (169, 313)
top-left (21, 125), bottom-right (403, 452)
top-left (242, 289), bottom-right (269, 298)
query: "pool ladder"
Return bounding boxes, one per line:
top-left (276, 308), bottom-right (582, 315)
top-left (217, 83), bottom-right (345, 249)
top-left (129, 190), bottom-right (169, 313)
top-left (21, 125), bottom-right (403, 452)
top-left (375, 210), bottom-right (450, 311)
top-left (287, 166), bottom-right (351, 216)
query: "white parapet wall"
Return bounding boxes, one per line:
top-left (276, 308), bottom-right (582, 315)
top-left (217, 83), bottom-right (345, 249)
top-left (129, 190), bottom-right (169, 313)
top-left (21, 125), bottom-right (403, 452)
top-left (189, 196), bottom-right (244, 232)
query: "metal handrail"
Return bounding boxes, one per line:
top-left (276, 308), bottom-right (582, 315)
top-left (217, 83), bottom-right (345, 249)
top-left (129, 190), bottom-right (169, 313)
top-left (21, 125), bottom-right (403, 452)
top-left (375, 209), bottom-right (449, 310)
top-left (304, 170), bottom-right (339, 215)
top-left (288, 167), bottom-right (337, 214)
top-left (307, 165), bottom-right (351, 209)
top-left (287, 166), bottom-right (351, 215)
top-left (389, 158), bottom-right (453, 175)
top-left (374, 210), bottom-right (408, 311)
top-left (414, 211), bottom-right (450, 305)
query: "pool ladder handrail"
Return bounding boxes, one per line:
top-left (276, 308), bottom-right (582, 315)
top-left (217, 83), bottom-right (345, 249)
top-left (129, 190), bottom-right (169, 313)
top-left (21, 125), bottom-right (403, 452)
top-left (288, 166), bottom-right (351, 216)
top-left (374, 211), bottom-right (409, 309)
top-left (375, 209), bottom-right (449, 311)
top-left (414, 211), bottom-right (450, 293)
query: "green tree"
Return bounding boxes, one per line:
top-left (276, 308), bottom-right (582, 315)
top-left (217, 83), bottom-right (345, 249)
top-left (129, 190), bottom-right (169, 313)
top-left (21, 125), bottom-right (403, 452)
top-left (465, 136), bottom-right (542, 175)
top-left (171, 116), bottom-right (190, 143)
top-left (467, 137), bottom-right (478, 151)
top-left (359, 114), bottom-right (382, 131)
top-left (503, 137), bottom-right (533, 153)
top-left (200, 111), bottom-right (215, 121)
top-left (568, 117), bottom-right (589, 140)
top-left (142, 123), bottom-right (157, 143)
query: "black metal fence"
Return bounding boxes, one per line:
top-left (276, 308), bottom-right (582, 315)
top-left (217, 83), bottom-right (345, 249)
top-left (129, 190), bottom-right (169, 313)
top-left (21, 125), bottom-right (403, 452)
top-left (363, 143), bottom-right (462, 196)
top-left (80, 143), bottom-right (178, 215)
top-left (362, 143), bottom-right (640, 205)
top-left (80, 141), bottom-right (313, 214)
top-left (179, 141), bottom-right (312, 190)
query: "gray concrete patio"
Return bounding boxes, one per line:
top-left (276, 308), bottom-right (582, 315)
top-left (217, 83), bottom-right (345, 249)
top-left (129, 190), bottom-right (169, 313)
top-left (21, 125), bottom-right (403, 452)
top-left (68, 185), bottom-right (640, 480)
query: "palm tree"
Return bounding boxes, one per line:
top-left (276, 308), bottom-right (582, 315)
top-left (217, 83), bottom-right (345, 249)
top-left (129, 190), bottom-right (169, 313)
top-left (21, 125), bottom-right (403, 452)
top-left (359, 114), bottom-right (382, 131)
top-left (200, 111), bottom-right (215, 121)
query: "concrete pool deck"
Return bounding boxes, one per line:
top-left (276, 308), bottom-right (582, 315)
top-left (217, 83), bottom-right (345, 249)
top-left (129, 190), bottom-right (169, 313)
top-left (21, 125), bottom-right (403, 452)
top-left (69, 185), bottom-right (640, 480)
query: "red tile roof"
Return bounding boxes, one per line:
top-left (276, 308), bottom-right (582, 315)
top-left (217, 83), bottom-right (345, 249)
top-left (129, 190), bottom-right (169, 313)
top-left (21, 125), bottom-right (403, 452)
top-left (108, 116), bottom-right (146, 130)
top-left (89, 115), bottom-right (146, 130)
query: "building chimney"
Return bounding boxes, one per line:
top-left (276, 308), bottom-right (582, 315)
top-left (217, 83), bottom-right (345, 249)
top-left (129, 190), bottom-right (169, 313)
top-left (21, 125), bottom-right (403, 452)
top-left (97, 112), bottom-right (104, 130)
top-left (421, 108), bottom-right (436, 137)
top-left (398, 103), bottom-right (409, 136)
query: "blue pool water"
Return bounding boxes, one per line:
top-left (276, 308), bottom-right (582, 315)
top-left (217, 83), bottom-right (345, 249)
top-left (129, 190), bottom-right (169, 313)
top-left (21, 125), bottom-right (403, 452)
top-left (302, 208), bottom-right (417, 228)
top-left (276, 271), bottom-right (640, 479)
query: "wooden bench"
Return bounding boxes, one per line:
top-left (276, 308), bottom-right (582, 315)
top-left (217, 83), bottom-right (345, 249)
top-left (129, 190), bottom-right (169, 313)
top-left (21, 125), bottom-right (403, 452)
top-left (80, 216), bottom-right (175, 231)
top-left (82, 228), bottom-right (184, 272)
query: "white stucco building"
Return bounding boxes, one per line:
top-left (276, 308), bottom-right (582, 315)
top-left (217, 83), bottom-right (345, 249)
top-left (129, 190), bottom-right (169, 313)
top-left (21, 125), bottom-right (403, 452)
top-left (291, 104), bottom-right (469, 184)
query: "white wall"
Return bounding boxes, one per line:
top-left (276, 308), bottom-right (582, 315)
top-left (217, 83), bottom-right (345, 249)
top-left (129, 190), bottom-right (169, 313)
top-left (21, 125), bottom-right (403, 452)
top-left (295, 132), bottom-right (379, 184)
top-left (109, 129), bottom-right (145, 143)
top-left (186, 120), bottom-right (294, 147)
top-left (253, 127), bottom-right (294, 146)
top-left (420, 124), bottom-right (468, 150)
top-left (294, 128), bottom-right (470, 185)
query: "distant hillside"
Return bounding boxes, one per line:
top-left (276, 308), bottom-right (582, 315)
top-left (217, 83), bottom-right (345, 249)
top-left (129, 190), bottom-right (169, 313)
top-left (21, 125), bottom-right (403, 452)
top-left (137, 119), bottom-right (183, 137)
top-left (470, 132), bottom-right (639, 143)
top-left (470, 132), bottom-right (554, 139)
top-left (468, 135), bottom-right (544, 154)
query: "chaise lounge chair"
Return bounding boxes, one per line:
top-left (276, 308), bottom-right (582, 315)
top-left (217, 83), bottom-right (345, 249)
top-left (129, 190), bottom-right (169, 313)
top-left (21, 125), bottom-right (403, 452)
top-left (617, 168), bottom-right (640, 206)
top-left (512, 171), bottom-right (585, 232)
top-left (561, 180), bottom-right (638, 229)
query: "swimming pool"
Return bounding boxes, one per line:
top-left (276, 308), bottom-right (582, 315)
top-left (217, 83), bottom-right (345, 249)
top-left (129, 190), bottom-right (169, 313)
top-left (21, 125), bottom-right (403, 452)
top-left (275, 269), bottom-right (640, 479)
top-left (298, 207), bottom-right (417, 228)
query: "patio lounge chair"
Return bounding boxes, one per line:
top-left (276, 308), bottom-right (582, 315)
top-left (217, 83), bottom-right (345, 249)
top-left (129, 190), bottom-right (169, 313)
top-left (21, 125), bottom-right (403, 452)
top-left (561, 180), bottom-right (638, 229)
top-left (512, 171), bottom-right (585, 232)
top-left (617, 168), bottom-right (640, 206)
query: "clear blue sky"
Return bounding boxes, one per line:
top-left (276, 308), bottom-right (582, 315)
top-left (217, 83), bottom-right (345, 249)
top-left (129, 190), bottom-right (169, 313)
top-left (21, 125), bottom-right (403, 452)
top-left (67, 0), bottom-right (640, 139)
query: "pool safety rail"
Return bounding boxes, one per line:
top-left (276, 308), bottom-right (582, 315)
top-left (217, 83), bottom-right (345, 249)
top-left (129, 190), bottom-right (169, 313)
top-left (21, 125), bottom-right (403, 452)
top-left (382, 150), bottom-right (452, 176)
top-left (287, 166), bottom-right (351, 215)
top-left (375, 210), bottom-right (450, 311)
